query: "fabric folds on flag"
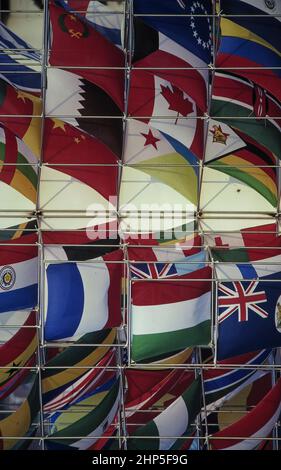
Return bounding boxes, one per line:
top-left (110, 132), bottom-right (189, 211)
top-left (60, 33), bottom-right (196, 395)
top-left (0, 125), bottom-right (38, 204)
top-left (211, 378), bottom-right (281, 450)
top-left (0, 78), bottom-right (42, 157)
top-left (128, 376), bottom-right (202, 450)
top-left (0, 374), bottom-right (39, 450)
top-left (211, 72), bottom-right (281, 160)
top-left (45, 70), bottom-right (123, 158)
top-left (133, 0), bottom-right (213, 65)
top-left (203, 349), bottom-right (271, 406)
top-left (66, 0), bottom-right (122, 47)
top-left (0, 234), bottom-right (38, 313)
top-left (49, 2), bottom-right (124, 110)
top-left (131, 265), bottom-right (212, 362)
top-left (42, 329), bottom-right (116, 402)
top-left (0, 310), bottom-right (37, 391)
top-left (44, 249), bottom-right (122, 341)
top-left (216, 241), bottom-right (281, 358)
top-left (48, 377), bottom-right (120, 450)
top-left (43, 117), bottom-right (118, 202)
top-left (0, 22), bottom-right (41, 92)
top-left (216, 2), bottom-right (281, 101)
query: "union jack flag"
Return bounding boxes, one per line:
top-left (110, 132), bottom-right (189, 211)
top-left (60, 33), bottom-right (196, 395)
top-left (130, 262), bottom-right (177, 279)
top-left (218, 281), bottom-right (268, 323)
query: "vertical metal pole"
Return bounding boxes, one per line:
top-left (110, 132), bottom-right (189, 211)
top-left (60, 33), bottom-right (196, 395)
top-left (198, 348), bottom-right (210, 450)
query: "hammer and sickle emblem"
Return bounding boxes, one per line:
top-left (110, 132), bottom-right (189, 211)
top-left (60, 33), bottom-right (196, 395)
top-left (69, 29), bottom-right (83, 39)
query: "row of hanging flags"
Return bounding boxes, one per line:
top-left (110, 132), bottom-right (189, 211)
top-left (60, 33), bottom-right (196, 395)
top-left (0, 0), bottom-right (281, 451)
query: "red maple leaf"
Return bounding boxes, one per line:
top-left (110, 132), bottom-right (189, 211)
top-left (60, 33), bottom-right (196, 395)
top-left (160, 84), bottom-right (194, 124)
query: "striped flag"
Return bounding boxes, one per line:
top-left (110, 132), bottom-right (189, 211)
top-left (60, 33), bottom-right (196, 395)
top-left (128, 376), bottom-right (202, 450)
top-left (211, 72), bottom-right (281, 160)
top-left (203, 349), bottom-right (271, 407)
top-left (211, 378), bottom-right (281, 450)
top-left (131, 266), bottom-right (212, 362)
top-left (129, 71), bottom-right (205, 160)
top-left (126, 368), bottom-right (194, 430)
top-left (0, 234), bottom-right (38, 313)
top-left (48, 377), bottom-right (121, 450)
top-left (0, 22), bottom-right (41, 93)
top-left (44, 249), bottom-right (122, 341)
top-left (49, 1), bottom-right (124, 110)
top-left (0, 310), bottom-right (37, 391)
top-left (0, 125), bottom-right (38, 204)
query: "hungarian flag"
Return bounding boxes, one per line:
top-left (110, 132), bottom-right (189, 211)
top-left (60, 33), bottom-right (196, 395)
top-left (0, 374), bottom-right (39, 450)
top-left (43, 118), bottom-right (118, 202)
top-left (42, 329), bottom-right (116, 403)
top-left (128, 71), bottom-right (204, 160)
top-left (216, 3), bottom-right (281, 101)
top-left (128, 376), bottom-right (202, 450)
top-left (48, 377), bottom-right (120, 450)
top-left (211, 378), bottom-right (281, 450)
top-left (211, 72), bottom-right (281, 160)
top-left (131, 265), bottom-right (212, 362)
top-left (49, 2), bottom-right (124, 110)
top-left (205, 121), bottom-right (278, 207)
top-left (45, 69), bottom-right (123, 158)
top-left (0, 125), bottom-right (38, 204)
top-left (203, 349), bottom-right (271, 407)
top-left (0, 78), bottom-right (42, 157)
top-left (0, 310), bottom-right (37, 392)
top-left (0, 234), bottom-right (38, 313)
top-left (44, 249), bottom-right (122, 341)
